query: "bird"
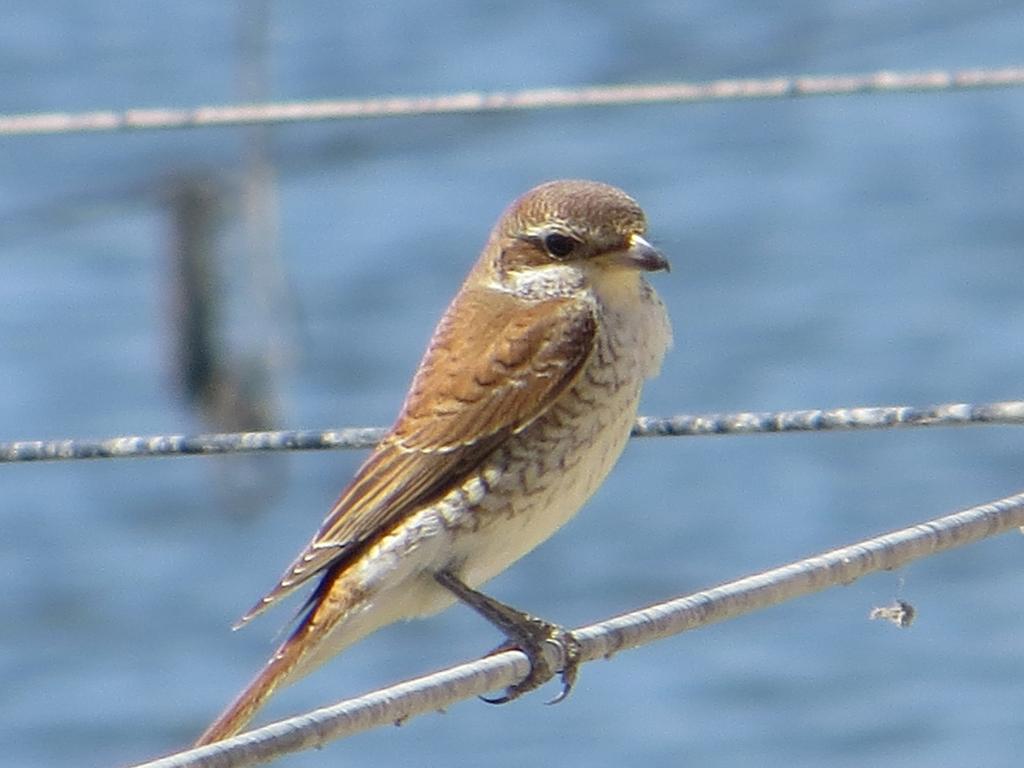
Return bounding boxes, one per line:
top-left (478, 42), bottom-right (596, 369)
top-left (194, 179), bottom-right (672, 745)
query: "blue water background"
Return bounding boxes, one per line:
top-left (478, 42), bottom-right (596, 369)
top-left (3, 3), bottom-right (1024, 766)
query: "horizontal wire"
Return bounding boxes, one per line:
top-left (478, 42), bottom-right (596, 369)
top-left (3, 400), bottom-right (1022, 464)
top-left (0, 427), bottom-right (389, 464)
top-left (2, 66), bottom-right (1023, 137)
top-left (630, 399), bottom-right (1024, 437)
top-left (128, 487), bottom-right (1024, 768)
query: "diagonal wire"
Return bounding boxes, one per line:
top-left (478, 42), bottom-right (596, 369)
top-left (2, 400), bottom-right (1023, 464)
top-left (1, 67), bottom-right (1023, 137)
top-left (126, 487), bottom-right (1024, 768)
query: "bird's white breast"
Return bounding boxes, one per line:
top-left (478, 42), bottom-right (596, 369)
top-left (451, 269), bottom-right (671, 586)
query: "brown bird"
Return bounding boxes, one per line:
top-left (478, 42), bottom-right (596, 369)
top-left (195, 179), bottom-right (672, 745)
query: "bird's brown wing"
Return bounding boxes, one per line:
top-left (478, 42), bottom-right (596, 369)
top-left (237, 287), bottom-right (597, 625)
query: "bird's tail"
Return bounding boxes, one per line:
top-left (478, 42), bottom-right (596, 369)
top-left (194, 578), bottom-right (363, 746)
top-left (193, 634), bottom-right (300, 746)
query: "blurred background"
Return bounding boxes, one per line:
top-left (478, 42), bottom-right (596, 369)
top-left (3, 2), bottom-right (1024, 766)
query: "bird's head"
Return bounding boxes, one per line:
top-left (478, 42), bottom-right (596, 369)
top-left (486, 180), bottom-right (669, 283)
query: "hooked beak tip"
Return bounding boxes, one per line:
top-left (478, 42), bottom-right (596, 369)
top-left (628, 234), bottom-right (670, 273)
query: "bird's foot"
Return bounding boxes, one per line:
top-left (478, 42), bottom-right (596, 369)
top-left (435, 570), bottom-right (581, 704)
top-left (481, 618), bottom-right (581, 704)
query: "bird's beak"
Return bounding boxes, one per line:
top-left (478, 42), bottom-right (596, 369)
top-left (619, 234), bottom-right (670, 273)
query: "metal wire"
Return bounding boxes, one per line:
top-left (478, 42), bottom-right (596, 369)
top-left (631, 399), bottom-right (1024, 437)
top-left (3, 400), bottom-right (1022, 464)
top-left (0, 427), bottom-right (387, 463)
top-left (2, 66), bottom-right (1022, 137)
top-left (126, 487), bottom-right (1024, 768)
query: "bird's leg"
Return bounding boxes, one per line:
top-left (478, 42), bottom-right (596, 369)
top-left (435, 569), bottom-right (581, 705)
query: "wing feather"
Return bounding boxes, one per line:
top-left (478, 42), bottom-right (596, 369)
top-left (237, 286), bottom-right (596, 625)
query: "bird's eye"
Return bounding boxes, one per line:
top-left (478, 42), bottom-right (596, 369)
top-left (543, 232), bottom-right (577, 259)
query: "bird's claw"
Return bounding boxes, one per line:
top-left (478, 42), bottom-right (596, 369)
top-left (432, 570), bottom-right (582, 705)
top-left (480, 620), bottom-right (581, 705)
